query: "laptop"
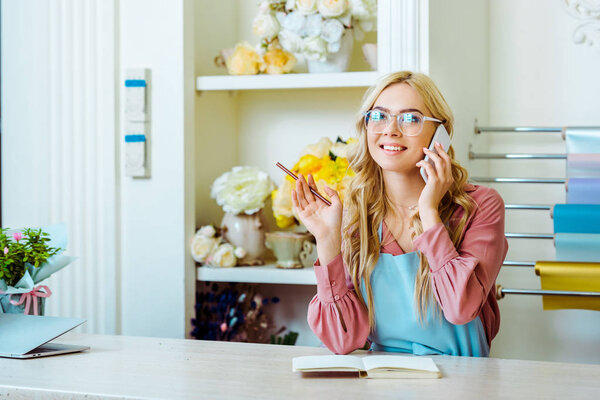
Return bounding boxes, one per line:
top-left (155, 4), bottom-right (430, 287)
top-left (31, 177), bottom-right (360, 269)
top-left (0, 313), bottom-right (89, 359)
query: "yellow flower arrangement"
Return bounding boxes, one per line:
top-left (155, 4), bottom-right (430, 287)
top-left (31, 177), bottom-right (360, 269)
top-left (225, 42), bottom-right (265, 76)
top-left (272, 137), bottom-right (357, 228)
top-left (217, 41), bottom-right (296, 76)
top-left (262, 47), bottom-right (296, 74)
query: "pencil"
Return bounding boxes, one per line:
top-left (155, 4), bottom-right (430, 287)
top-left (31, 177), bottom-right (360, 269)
top-left (275, 162), bottom-right (332, 207)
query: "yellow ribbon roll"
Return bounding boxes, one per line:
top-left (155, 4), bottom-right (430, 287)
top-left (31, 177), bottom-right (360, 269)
top-left (534, 261), bottom-right (600, 311)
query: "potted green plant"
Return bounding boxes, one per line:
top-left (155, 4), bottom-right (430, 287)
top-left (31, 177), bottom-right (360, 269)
top-left (0, 224), bottom-right (75, 315)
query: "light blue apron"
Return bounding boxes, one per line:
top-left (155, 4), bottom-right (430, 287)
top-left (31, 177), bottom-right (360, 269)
top-left (360, 225), bottom-right (489, 357)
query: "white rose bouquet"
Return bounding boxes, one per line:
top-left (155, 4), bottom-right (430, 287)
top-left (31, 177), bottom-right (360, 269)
top-left (253, 0), bottom-right (377, 63)
top-left (191, 225), bottom-right (248, 268)
top-left (211, 166), bottom-right (276, 216)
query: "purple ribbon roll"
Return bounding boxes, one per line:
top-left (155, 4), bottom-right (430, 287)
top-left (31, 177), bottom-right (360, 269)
top-left (567, 154), bottom-right (600, 178)
top-left (567, 178), bottom-right (600, 204)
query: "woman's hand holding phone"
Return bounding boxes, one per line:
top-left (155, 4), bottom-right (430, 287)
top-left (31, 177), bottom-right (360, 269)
top-left (416, 142), bottom-right (454, 229)
top-left (292, 174), bottom-right (343, 265)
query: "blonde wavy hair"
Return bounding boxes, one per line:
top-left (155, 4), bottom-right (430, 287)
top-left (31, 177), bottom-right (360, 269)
top-left (342, 71), bottom-right (474, 329)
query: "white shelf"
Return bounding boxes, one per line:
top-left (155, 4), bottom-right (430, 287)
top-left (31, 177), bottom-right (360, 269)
top-left (196, 71), bottom-right (379, 91)
top-left (196, 263), bottom-right (317, 285)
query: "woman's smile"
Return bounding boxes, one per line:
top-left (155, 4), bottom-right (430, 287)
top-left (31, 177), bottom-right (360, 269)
top-left (379, 142), bottom-right (408, 155)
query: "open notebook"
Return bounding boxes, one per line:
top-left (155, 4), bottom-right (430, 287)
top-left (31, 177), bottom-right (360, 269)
top-left (292, 355), bottom-right (442, 379)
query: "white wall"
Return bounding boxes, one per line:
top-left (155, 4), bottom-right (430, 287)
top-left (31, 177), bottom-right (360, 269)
top-left (118, 0), bottom-right (195, 338)
top-left (486, 0), bottom-right (600, 363)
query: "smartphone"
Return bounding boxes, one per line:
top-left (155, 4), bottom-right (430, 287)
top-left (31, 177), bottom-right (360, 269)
top-left (420, 124), bottom-right (452, 183)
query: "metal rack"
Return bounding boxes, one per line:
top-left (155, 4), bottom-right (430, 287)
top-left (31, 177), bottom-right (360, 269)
top-left (473, 125), bottom-right (600, 298)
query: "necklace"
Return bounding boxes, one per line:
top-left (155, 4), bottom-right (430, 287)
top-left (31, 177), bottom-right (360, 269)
top-left (400, 204), bottom-right (418, 210)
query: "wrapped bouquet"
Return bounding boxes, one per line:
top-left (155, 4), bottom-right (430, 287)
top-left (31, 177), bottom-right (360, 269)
top-left (0, 224), bottom-right (76, 315)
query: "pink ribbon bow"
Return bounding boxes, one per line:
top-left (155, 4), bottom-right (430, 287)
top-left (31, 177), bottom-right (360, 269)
top-left (4, 285), bottom-right (52, 315)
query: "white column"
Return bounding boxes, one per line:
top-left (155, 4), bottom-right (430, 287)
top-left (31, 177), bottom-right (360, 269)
top-left (1, 0), bottom-right (118, 334)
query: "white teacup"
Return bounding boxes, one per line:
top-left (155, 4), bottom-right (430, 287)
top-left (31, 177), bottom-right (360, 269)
top-left (265, 231), bottom-right (313, 269)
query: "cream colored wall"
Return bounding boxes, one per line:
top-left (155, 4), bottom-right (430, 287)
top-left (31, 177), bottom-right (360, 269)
top-left (487, 0), bottom-right (600, 364)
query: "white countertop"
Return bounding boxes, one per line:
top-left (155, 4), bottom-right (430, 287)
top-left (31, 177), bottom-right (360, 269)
top-left (0, 332), bottom-right (598, 399)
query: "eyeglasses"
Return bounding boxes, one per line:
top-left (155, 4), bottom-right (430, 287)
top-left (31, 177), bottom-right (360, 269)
top-left (363, 109), bottom-right (443, 136)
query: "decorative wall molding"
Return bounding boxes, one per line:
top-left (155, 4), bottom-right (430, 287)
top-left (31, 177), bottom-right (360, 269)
top-left (562, 0), bottom-right (600, 52)
top-left (45, 0), bottom-right (118, 334)
top-left (377, 0), bottom-right (427, 73)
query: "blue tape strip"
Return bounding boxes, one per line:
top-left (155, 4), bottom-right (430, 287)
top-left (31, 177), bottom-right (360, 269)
top-left (125, 79), bottom-right (147, 87)
top-left (125, 134), bottom-right (146, 143)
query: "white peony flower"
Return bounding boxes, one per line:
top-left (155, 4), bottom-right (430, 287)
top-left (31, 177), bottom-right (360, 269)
top-left (348, 0), bottom-right (376, 20)
top-left (191, 235), bottom-right (219, 263)
top-left (336, 10), bottom-right (352, 27)
top-left (296, 0), bottom-right (318, 15)
top-left (234, 246), bottom-right (247, 259)
top-left (320, 18), bottom-right (344, 43)
top-left (210, 243), bottom-right (237, 268)
top-left (258, 0), bottom-right (271, 14)
top-left (317, 0), bottom-right (348, 18)
top-left (285, 0), bottom-right (296, 10)
top-left (196, 225), bottom-right (216, 238)
top-left (278, 29), bottom-right (303, 53)
top-left (252, 12), bottom-right (280, 40)
top-left (303, 13), bottom-right (323, 37)
top-left (302, 36), bottom-right (328, 61)
top-left (211, 166), bottom-right (275, 215)
top-left (282, 11), bottom-right (306, 34)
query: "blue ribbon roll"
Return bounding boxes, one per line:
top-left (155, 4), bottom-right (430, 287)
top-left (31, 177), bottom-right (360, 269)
top-left (565, 127), bottom-right (600, 153)
top-left (553, 204), bottom-right (600, 233)
top-left (567, 178), bottom-right (600, 204)
top-left (555, 233), bottom-right (600, 262)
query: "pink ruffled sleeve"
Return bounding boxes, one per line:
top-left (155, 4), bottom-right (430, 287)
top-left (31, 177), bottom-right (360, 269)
top-left (307, 253), bottom-right (370, 354)
top-left (412, 187), bottom-right (508, 325)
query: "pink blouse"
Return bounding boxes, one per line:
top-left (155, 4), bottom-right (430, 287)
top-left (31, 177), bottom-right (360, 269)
top-left (307, 184), bottom-right (509, 355)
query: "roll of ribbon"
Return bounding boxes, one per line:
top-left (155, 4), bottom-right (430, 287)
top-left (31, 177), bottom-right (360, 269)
top-left (553, 204), bottom-right (600, 233)
top-left (565, 127), bottom-right (600, 154)
top-left (567, 154), bottom-right (600, 178)
top-left (555, 233), bottom-right (600, 262)
top-left (534, 261), bottom-right (600, 311)
top-left (567, 178), bottom-right (600, 204)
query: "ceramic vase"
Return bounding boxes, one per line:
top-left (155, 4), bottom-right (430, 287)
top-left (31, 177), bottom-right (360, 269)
top-left (221, 210), bottom-right (267, 266)
top-left (307, 31), bottom-right (354, 73)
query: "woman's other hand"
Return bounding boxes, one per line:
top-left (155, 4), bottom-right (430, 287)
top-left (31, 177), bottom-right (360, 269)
top-left (292, 174), bottom-right (343, 264)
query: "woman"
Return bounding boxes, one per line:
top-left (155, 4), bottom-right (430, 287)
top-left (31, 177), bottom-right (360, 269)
top-left (292, 71), bottom-right (508, 356)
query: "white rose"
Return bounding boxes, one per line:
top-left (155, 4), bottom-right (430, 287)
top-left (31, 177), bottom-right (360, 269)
top-left (296, 0), bottom-right (318, 15)
top-left (285, 0), bottom-right (296, 10)
top-left (320, 18), bottom-right (344, 43)
top-left (317, 0), bottom-right (348, 18)
top-left (282, 11), bottom-right (306, 34)
top-left (252, 12), bottom-right (280, 40)
top-left (348, 0), bottom-right (376, 20)
top-left (191, 235), bottom-right (219, 263)
top-left (303, 13), bottom-right (322, 37)
top-left (211, 243), bottom-right (237, 268)
top-left (278, 29), bottom-right (303, 53)
top-left (302, 36), bottom-right (328, 61)
top-left (196, 225), bottom-right (216, 238)
top-left (234, 247), bottom-right (247, 259)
